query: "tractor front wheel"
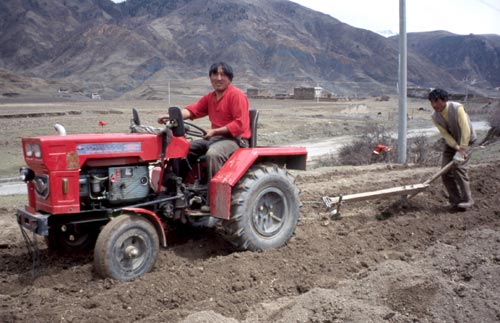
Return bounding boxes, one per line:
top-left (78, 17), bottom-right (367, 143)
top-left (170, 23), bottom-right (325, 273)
top-left (224, 163), bottom-right (300, 251)
top-left (94, 214), bottom-right (159, 281)
top-left (45, 223), bottom-right (98, 253)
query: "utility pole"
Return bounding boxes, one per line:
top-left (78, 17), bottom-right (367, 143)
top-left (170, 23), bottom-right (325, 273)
top-left (398, 0), bottom-right (407, 164)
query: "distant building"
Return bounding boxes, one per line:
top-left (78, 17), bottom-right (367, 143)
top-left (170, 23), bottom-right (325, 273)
top-left (91, 92), bottom-right (101, 100)
top-left (408, 87), bottom-right (431, 99)
top-left (247, 88), bottom-right (259, 98)
top-left (293, 87), bottom-right (315, 100)
top-left (246, 88), bottom-right (272, 99)
top-left (314, 86), bottom-right (323, 98)
top-left (294, 86), bottom-right (333, 100)
top-left (57, 88), bottom-right (71, 98)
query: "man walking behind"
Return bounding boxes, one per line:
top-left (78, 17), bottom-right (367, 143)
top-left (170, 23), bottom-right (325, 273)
top-left (428, 88), bottom-right (476, 210)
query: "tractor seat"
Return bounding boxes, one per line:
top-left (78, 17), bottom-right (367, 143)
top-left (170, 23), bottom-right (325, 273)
top-left (248, 109), bottom-right (259, 148)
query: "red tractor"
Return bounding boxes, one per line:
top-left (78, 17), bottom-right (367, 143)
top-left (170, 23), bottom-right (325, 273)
top-left (17, 106), bottom-right (307, 280)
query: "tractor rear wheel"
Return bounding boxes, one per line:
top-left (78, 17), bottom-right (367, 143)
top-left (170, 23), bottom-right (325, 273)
top-left (94, 214), bottom-right (159, 281)
top-left (223, 163), bottom-right (300, 251)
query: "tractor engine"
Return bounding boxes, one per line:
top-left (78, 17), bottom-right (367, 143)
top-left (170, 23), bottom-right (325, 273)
top-left (79, 165), bottom-right (151, 209)
top-left (19, 131), bottom-right (166, 215)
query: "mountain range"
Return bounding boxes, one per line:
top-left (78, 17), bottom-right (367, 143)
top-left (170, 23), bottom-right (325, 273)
top-left (1, 0), bottom-right (499, 100)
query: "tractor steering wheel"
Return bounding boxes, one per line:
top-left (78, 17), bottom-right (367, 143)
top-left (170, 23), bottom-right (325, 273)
top-left (184, 122), bottom-right (207, 138)
top-left (158, 116), bottom-right (207, 138)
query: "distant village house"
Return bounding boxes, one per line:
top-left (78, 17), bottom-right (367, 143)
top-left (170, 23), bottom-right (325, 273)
top-left (294, 87), bottom-right (315, 100)
top-left (246, 88), bottom-right (272, 99)
top-left (294, 86), bottom-right (333, 100)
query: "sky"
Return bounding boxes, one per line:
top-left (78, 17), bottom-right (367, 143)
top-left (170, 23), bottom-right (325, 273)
top-left (290, 0), bottom-right (500, 36)
top-left (111, 0), bottom-right (500, 36)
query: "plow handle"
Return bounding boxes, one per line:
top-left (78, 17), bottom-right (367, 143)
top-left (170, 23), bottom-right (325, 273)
top-left (423, 145), bottom-right (483, 186)
top-left (423, 160), bottom-right (455, 185)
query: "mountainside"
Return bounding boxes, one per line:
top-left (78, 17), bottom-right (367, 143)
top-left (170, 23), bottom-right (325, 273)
top-left (0, 0), bottom-right (499, 99)
top-left (404, 31), bottom-right (500, 90)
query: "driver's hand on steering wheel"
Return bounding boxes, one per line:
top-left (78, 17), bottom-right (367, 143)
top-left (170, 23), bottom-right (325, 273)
top-left (203, 129), bottom-right (217, 139)
top-left (157, 115), bottom-right (169, 124)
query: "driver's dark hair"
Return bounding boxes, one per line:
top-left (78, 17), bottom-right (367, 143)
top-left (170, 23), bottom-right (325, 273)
top-left (428, 88), bottom-right (449, 101)
top-left (209, 62), bottom-right (234, 81)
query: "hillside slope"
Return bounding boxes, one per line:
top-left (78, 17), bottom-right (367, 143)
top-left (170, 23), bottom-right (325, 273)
top-left (1, 0), bottom-right (500, 99)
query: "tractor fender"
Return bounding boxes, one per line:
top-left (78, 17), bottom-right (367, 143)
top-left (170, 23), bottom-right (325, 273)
top-left (209, 147), bottom-right (307, 220)
top-left (121, 207), bottom-right (167, 247)
top-left (166, 136), bottom-right (190, 159)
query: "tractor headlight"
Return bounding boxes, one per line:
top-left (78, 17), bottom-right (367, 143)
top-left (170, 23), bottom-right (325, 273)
top-left (25, 143), bottom-right (42, 158)
top-left (25, 142), bottom-right (33, 157)
top-left (33, 144), bottom-right (42, 158)
top-left (19, 167), bottom-right (35, 182)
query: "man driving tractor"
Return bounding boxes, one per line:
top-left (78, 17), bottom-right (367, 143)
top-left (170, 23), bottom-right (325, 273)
top-left (158, 61), bottom-right (250, 212)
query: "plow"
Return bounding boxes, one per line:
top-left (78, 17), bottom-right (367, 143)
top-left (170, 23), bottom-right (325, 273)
top-left (322, 156), bottom-right (466, 218)
top-left (322, 135), bottom-right (498, 218)
top-left (323, 113), bottom-right (500, 218)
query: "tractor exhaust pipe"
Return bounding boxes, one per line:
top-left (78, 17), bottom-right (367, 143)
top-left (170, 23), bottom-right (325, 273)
top-left (54, 123), bottom-right (67, 136)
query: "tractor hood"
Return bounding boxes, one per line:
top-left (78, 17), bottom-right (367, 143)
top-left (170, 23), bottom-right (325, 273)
top-left (21, 133), bottom-right (189, 171)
